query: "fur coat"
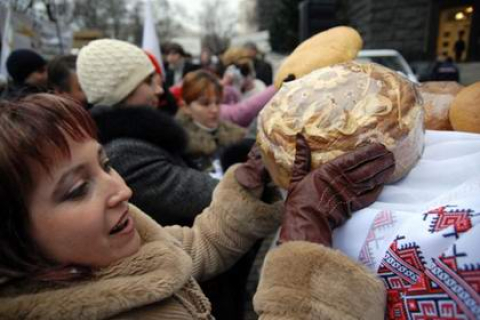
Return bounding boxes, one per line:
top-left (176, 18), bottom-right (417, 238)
top-left (0, 166), bottom-right (387, 319)
top-left (254, 241), bottom-right (386, 320)
top-left (0, 166), bottom-right (284, 320)
top-left (91, 106), bottom-right (219, 227)
top-left (175, 110), bottom-right (246, 172)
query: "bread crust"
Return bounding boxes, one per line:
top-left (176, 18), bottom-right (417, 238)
top-left (449, 82), bottom-right (480, 133)
top-left (274, 26), bottom-right (363, 89)
top-left (419, 81), bottom-right (463, 131)
top-left (258, 62), bottom-right (425, 188)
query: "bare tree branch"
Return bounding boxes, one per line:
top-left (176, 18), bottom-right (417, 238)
top-left (198, 0), bottom-right (237, 54)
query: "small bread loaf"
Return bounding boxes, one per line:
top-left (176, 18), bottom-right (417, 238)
top-left (449, 82), bottom-right (480, 133)
top-left (419, 81), bottom-right (463, 131)
top-left (258, 62), bottom-right (425, 188)
top-left (274, 26), bottom-right (363, 88)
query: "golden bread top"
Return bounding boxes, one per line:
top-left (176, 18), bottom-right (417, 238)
top-left (258, 61), bottom-right (424, 187)
top-left (274, 26), bottom-right (363, 88)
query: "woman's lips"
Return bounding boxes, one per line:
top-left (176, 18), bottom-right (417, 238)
top-left (109, 208), bottom-right (134, 235)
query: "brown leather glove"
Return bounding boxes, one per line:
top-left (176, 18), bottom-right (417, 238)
top-left (279, 134), bottom-right (395, 246)
top-left (235, 144), bottom-right (270, 191)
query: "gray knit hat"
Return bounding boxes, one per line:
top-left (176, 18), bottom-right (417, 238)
top-left (77, 39), bottom-right (154, 106)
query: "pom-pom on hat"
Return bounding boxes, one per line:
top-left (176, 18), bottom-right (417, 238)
top-left (6, 49), bottom-right (47, 84)
top-left (77, 39), bottom-right (154, 106)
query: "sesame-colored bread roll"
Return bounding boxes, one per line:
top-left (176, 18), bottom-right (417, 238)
top-left (419, 81), bottom-right (463, 131)
top-left (274, 26), bottom-right (363, 89)
top-left (449, 82), bottom-right (480, 133)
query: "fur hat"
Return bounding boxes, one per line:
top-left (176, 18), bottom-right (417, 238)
top-left (77, 39), bottom-right (154, 106)
top-left (6, 49), bottom-right (46, 84)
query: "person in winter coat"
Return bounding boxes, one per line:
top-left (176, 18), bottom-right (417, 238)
top-left (164, 42), bottom-right (200, 88)
top-left (2, 49), bottom-right (48, 99)
top-left (47, 54), bottom-right (88, 108)
top-left (243, 41), bottom-right (273, 86)
top-left (0, 94), bottom-right (394, 320)
top-left (169, 79), bottom-right (276, 128)
top-left (77, 39), bottom-right (218, 227)
top-left (221, 47), bottom-right (267, 101)
top-left (0, 94), bottom-right (283, 319)
top-left (176, 70), bottom-right (247, 175)
top-left (144, 50), bottom-right (180, 116)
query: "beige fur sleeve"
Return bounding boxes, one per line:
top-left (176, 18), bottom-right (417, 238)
top-left (164, 164), bottom-right (284, 281)
top-left (254, 241), bottom-right (386, 320)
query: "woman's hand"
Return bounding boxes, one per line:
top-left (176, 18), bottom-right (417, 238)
top-left (279, 134), bottom-right (395, 246)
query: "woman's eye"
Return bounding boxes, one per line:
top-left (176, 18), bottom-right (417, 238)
top-left (64, 182), bottom-right (89, 201)
top-left (102, 158), bottom-right (112, 172)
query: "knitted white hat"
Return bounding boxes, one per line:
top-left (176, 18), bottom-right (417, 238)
top-left (77, 39), bottom-right (154, 106)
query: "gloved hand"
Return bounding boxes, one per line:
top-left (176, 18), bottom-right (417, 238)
top-left (279, 134), bottom-right (395, 246)
top-left (234, 144), bottom-right (270, 192)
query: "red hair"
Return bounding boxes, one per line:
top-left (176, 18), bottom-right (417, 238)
top-left (181, 70), bottom-right (223, 105)
top-left (0, 94), bottom-right (97, 280)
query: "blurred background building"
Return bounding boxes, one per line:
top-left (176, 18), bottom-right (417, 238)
top-left (1, 0), bottom-right (479, 84)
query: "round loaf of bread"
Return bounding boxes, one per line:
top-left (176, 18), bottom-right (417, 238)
top-left (449, 82), bottom-right (480, 133)
top-left (257, 62), bottom-right (425, 188)
top-left (274, 26), bottom-right (363, 88)
top-left (419, 81), bottom-right (463, 131)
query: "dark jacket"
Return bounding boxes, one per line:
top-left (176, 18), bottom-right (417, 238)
top-left (158, 83), bottom-right (179, 116)
top-left (165, 61), bottom-right (200, 88)
top-left (1, 82), bottom-right (45, 100)
top-left (91, 106), bottom-right (218, 226)
top-left (254, 58), bottom-right (273, 86)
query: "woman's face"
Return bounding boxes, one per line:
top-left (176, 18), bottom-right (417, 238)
top-left (124, 74), bottom-right (163, 108)
top-left (187, 89), bottom-right (221, 129)
top-left (28, 137), bottom-right (141, 268)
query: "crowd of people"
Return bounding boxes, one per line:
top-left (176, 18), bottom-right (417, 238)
top-left (0, 37), bottom-right (477, 320)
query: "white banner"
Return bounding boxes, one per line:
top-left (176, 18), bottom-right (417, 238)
top-left (142, 0), bottom-right (165, 76)
top-left (0, 1), bottom-right (12, 80)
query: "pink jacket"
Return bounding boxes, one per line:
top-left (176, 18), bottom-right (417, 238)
top-left (220, 85), bottom-right (276, 127)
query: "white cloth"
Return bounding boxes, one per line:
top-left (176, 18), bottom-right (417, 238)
top-left (333, 130), bottom-right (480, 272)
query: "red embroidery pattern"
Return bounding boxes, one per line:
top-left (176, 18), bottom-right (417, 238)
top-left (379, 206), bottom-right (480, 320)
top-left (359, 210), bottom-right (395, 268)
top-left (423, 206), bottom-right (474, 238)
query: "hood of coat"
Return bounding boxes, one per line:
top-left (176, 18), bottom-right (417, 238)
top-left (91, 105), bottom-right (188, 156)
top-left (0, 205), bottom-right (194, 320)
top-left (175, 110), bottom-right (246, 156)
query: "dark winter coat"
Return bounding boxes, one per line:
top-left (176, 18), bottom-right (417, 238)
top-left (91, 106), bottom-right (218, 226)
top-left (165, 61), bottom-right (200, 88)
top-left (253, 58), bottom-right (273, 86)
top-left (0, 82), bottom-right (45, 100)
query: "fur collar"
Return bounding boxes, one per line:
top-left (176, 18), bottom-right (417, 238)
top-left (91, 106), bottom-right (188, 155)
top-left (0, 206), bottom-right (194, 320)
top-left (175, 110), bottom-right (245, 155)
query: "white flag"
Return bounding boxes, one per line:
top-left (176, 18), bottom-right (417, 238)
top-left (142, 0), bottom-right (165, 76)
top-left (0, 2), bottom-right (12, 80)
